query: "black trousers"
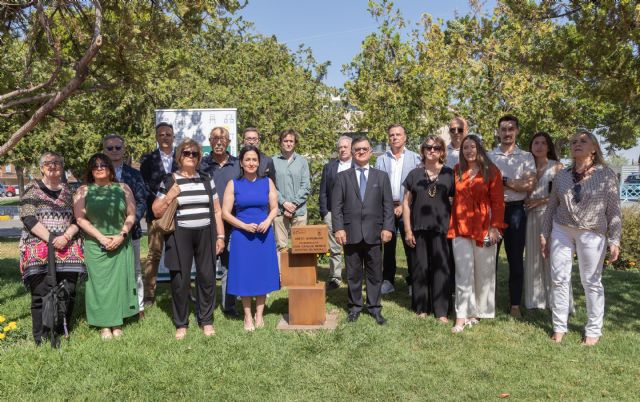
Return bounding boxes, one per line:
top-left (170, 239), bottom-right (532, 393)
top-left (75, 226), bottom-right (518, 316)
top-left (169, 226), bottom-right (215, 328)
top-left (383, 215), bottom-right (413, 285)
top-left (27, 272), bottom-right (79, 344)
top-left (411, 231), bottom-right (451, 317)
top-left (497, 202), bottom-right (527, 307)
top-left (344, 241), bottom-right (383, 314)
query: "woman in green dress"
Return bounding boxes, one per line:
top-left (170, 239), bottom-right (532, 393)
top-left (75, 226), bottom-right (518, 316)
top-left (74, 153), bottom-right (138, 339)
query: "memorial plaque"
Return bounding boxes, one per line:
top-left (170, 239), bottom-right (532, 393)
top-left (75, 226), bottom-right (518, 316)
top-left (291, 225), bottom-right (329, 254)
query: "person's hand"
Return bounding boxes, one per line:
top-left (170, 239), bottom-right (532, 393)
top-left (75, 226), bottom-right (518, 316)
top-left (335, 230), bottom-right (347, 246)
top-left (524, 199), bottom-right (534, 210)
top-left (394, 205), bottom-right (403, 217)
top-left (243, 222), bottom-right (258, 233)
top-left (215, 239), bottom-right (225, 255)
top-left (540, 236), bottom-right (549, 259)
top-left (283, 210), bottom-right (293, 218)
top-left (107, 234), bottom-right (124, 251)
top-left (52, 235), bottom-right (68, 250)
top-left (609, 244), bottom-right (620, 263)
top-left (488, 227), bottom-right (501, 245)
top-left (257, 220), bottom-right (271, 233)
top-left (381, 230), bottom-right (393, 243)
top-left (404, 230), bottom-right (416, 248)
top-left (283, 201), bottom-right (297, 213)
top-left (99, 235), bottom-right (113, 249)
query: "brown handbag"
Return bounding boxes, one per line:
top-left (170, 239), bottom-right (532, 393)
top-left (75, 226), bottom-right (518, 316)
top-left (156, 174), bottom-right (178, 234)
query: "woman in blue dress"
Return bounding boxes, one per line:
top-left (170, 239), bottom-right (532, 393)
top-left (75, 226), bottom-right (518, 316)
top-left (223, 145), bottom-right (280, 331)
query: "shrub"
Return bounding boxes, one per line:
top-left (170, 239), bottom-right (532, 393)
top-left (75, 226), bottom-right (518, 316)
top-left (607, 205), bottom-right (640, 271)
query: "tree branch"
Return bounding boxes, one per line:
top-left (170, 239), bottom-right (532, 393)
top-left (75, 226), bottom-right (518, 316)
top-left (0, 0), bottom-right (103, 157)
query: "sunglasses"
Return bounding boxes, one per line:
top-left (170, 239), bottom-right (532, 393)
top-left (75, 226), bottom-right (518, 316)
top-left (572, 183), bottom-right (582, 203)
top-left (43, 161), bottom-right (62, 167)
top-left (106, 145), bottom-right (122, 151)
top-left (182, 150), bottom-right (200, 158)
top-left (449, 127), bottom-right (464, 134)
top-left (424, 145), bottom-right (443, 152)
top-left (353, 147), bottom-right (370, 153)
top-left (92, 163), bottom-right (109, 171)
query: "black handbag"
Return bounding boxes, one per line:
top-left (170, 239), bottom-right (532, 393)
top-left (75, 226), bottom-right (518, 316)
top-left (41, 233), bottom-right (71, 348)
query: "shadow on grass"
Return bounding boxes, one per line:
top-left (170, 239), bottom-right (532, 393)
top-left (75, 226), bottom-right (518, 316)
top-left (0, 257), bottom-right (27, 306)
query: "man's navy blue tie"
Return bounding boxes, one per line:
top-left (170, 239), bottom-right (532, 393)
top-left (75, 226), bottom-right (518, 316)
top-left (358, 167), bottom-right (367, 200)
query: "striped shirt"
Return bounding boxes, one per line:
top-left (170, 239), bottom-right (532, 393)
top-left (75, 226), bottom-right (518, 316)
top-left (157, 173), bottom-right (217, 229)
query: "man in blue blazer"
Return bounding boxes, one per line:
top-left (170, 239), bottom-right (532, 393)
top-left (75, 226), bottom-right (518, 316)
top-left (374, 124), bottom-right (422, 295)
top-left (104, 134), bottom-right (149, 317)
top-left (139, 122), bottom-right (178, 306)
top-left (319, 135), bottom-right (353, 290)
top-left (332, 136), bottom-right (394, 324)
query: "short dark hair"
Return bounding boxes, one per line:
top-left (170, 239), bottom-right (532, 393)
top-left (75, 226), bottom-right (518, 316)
top-left (155, 122), bottom-right (173, 131)
top-left (498, 115), bottom-right (519, 129)
top-left (84, 153), bottom-right (116, 184)
top-left (279, 128), bottom-right (299, 145)
top-left (242, 127), bottom-right (260, 138)
top-left (238, 145), bottom-right (264, 178)
top-left (351, 135), bottom-right (371, 149)
top-left (529, 131), bottom-right (559, 161)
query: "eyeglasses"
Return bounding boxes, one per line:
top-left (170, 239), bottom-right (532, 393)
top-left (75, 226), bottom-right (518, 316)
top-left (424, 145), bottom-right (442, 152)
top-left (92, 163), bottom-right (109, 171)
top-left (43, 161), bottom-right (62, 167)
top-left (244, 137), bottom-right (259, 143)
top-left (353, 147), bottom-right (370, 153)
top-left (106, 145), bottom-right (122, 151)
top-left (449, 127), bottom-right (464, 134)
top-left (182, 150), bottom-right (200, 158)
top-left (572, 183), bottom-right (582, 203)
top-left (210, 136), bottom-right (228, 143)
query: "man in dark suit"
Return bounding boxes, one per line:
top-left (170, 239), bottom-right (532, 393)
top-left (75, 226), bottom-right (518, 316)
top-left (332, 136), bottom-right (394, 324)
top-left (103, 134), bottom-right (149, 317)
top-left (139, 122), bottom-right (178, 306)
top-left (319, 135), bottom-right (353, 290)
top-left (241, 127), bottom-right (276, 182)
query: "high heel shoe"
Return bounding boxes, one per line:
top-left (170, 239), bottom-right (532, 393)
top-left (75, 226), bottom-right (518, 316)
top-left (254, 314), bottom-right (264, 329)
top-left (244, 317), bottom-right (255, 332)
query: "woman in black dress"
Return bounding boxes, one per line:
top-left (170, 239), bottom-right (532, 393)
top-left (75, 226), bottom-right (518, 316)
top-left (402, 136), bottom-right (455, 321)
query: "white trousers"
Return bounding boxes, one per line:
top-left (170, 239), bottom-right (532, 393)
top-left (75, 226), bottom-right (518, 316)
top-left (550, 223), bottom-right (606, 337)
top-left (132, 239), bottom-right (144, 311)
top-left (453, 237), bottom-right (496, 319)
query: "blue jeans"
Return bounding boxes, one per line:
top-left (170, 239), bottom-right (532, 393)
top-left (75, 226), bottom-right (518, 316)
top-left (497, 202), bottom-right (527, 307)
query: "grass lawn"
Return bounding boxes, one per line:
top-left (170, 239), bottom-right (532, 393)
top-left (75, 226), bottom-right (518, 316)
top-left (1, 237), bottom-right (640, 400)
top-left (0, 198), bottom-right (19, 206)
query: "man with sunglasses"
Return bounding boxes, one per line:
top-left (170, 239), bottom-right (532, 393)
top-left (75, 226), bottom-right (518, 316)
top-left (488, 115), bottom-right (536, 318)
top-left (103, 134), bottom-right (148, 317)
top-left (374, 124), bottom-right (421, 295)
top-left (198, 126), bottom-right (240, 317)
top-left (445, 117), bottom-right (468, 168)
top-left (140, 122), bottom-right (178, 307)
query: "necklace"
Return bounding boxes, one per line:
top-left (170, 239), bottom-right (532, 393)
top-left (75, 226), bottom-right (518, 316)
top-left (572, 162), bottom-right (593, 184)
top-left (425, 166), bottom-right (441, 198)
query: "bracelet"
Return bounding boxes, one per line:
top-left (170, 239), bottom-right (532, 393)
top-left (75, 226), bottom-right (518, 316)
top-left (63, 233), bottom-right (71, 242)
top-left (216, 235), bottom-right (225, 240)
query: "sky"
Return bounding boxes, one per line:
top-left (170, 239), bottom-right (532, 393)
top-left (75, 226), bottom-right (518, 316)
top-left (239, 0), bottom-right (496, 88)
top-left (238, 1), bottom-right (640, 162)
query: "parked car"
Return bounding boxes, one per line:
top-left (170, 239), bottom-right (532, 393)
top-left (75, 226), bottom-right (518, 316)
top-left (0, 183), bottom-right (16, 197)
top-left (624, 173), bottom-right (640, 184)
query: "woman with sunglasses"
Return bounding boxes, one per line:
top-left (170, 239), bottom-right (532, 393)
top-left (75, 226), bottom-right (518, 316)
top-left (523, 132), bottom-right (564, 310)
top-left (152, 139), bottom-right (225, 340)
top-left (448, 135), bottom-right (506, 333)
top-left (541, 129), bottom-right (621, 345)
top-left (20, 151), bottom-right (86, 345)
top-left (74, 153), bottom-right (138, 339)
top-left (402, 136), bottom-right (455, 321)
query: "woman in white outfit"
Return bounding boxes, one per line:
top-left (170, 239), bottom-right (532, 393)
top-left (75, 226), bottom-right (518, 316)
top-left (541, 129), bottom-right (621, 345)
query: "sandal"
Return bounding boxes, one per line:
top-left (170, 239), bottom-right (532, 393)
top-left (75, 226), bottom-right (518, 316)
top-left (244, 317), bottom-right (255, 332)
top-left (254, 315), bottom-right (264, 329)
top-left (451, 324), bottom-right (465, 334)
top-left (175, 327), bottom-right (187, 340)
top-left (582, 336), bottom-right (599, 346)
top-left (202, 324), bottom-right (215, 337)
top-left (112, 327), bottom-right (123, 338)
top-left (100, 328), bottom-right (113, 340)
top-left (465, 318), bottom-right (479, 327)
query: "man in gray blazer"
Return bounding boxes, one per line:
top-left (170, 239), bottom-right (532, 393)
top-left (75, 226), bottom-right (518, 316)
top-left (332, 136), bottom-right (394, 324)
top-left (374, 124), bottom-right (422, 295)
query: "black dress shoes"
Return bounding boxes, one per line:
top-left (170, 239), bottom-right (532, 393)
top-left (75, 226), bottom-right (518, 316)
top-left (347, 312), bottom-right (360, 322)
top-left (326, 279), bottom-right (341, 291)
top-left (367, 311), bottom-right (386, 325)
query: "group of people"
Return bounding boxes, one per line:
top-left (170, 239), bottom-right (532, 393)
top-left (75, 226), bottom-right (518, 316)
top-left (18, 114), bottom-right (621, 346)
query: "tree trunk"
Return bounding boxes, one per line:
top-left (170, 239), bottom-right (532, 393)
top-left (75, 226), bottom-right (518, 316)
top-left (15, 165), bottom-right (25, 196)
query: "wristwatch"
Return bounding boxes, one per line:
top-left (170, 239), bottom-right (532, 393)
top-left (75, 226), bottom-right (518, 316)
top-left (502, 177), bottom-right (509, 187)
top-left (120, 231), bottom-right (128, 239)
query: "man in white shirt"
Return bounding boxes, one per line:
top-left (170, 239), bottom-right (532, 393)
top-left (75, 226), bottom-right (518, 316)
top-left (375, 124), bottom-right (421, 295)
top-left (488, 115), bottom-right (536, 317)
top-left (319, 136), bottom-right (353, 290)
top-left (445, 117), bottom-right (468, 168)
